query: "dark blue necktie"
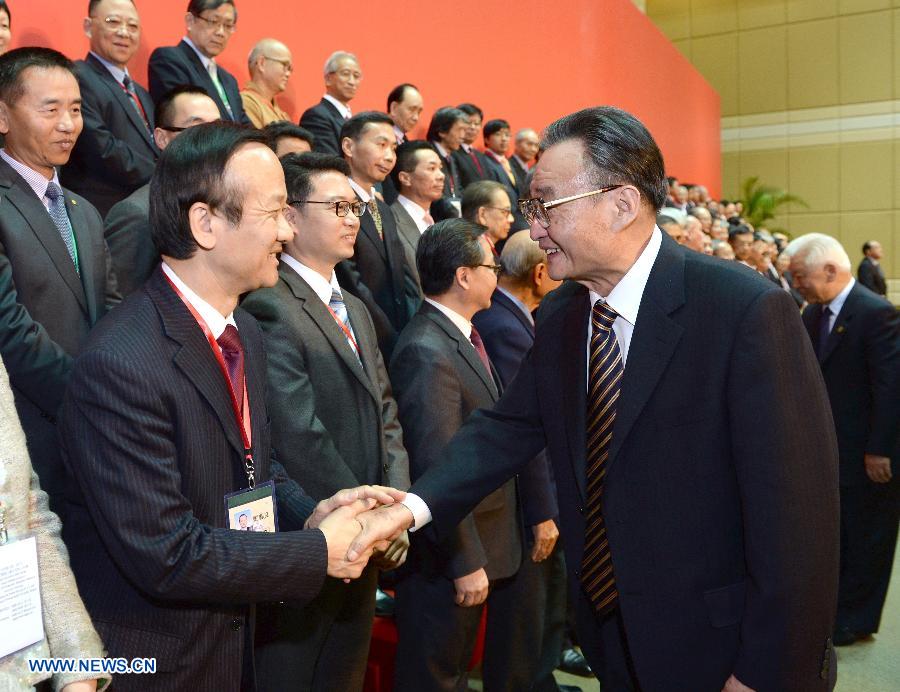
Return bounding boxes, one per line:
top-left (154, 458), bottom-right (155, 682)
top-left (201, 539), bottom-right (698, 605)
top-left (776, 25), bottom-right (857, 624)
top-left (818, 306), bottom-right (832, 358)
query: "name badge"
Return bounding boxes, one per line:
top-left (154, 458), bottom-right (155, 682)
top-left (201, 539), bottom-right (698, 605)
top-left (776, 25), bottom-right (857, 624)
top-left (225, 480), bottom-right (279, 532)
top-left (0, 536), bottom-right (45, 658)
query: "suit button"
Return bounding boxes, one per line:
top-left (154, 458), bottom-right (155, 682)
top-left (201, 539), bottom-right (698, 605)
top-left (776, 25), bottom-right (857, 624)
top-left (383, 463), bottom-right (389, 473)
top-left (579, 506), bottom-right (584, 515)
top-left (231, 618), bottom-right (242, 631)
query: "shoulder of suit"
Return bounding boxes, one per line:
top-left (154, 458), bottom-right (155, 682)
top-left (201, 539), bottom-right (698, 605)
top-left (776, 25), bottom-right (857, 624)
top-left (149, 44), bottom-right (180, 61)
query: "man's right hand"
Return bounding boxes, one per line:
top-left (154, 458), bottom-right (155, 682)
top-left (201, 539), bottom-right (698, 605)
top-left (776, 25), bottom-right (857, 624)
top-left (454, 567), bottom-right (489, 607)
top-left (346, 503), bottom-right (414, 562)
top-left (318, 499), bottom-right (390, 579)
top-left (305, 485), bottom-right (407, 529)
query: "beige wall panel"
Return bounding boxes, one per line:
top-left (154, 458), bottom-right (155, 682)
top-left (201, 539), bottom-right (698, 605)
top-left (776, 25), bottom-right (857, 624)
top-left (739, 149), bottom-right (789, 193)
top-left (838, 0), bottom-right (890, 13)
top-left (737, 0), bottom-right (786, 29)
top-left (673, 38), bottom-right (692, 60)
top-left (891, 212), bottom-right (900, 279)
top-left (692, 34), bottom-right (739, 116)
top-left (788, 145), bottom-right (840, 213)
top-left (646, 0), bottom-right (691, 40)
top-left (840, 140), bottom-right (894, 211)
top-left (689, 0), bottom-right (737, 36)
top-left (787, 19), bottom-right (839, 109)
top-left (840, 212), bottom-right (893, 272)
top-left (722, 151), bottom-right (741, 198)
top-left (839, 11), bottom-right (893, 104)
top-left (787, 0), bottom-right (838, 22)
top-left (894, 10), bottom-right (900, 98)
top-left (784, 212), bottom-right (841, 238)
top-left (895, 137), bottom-right (900, 208)
top-left (739, 27), bottom-right (788, 114)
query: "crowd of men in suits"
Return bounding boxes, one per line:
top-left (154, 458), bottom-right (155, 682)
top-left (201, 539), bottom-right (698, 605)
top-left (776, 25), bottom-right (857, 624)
top-left (0, 0), bottom-right (897, 691)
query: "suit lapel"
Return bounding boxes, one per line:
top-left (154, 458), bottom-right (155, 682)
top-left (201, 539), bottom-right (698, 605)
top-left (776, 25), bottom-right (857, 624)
top-left (235, 309), bottom-right (268, 464)
top-left (607, 237), bottom-right (685, 467)
top-left (0, 163), bottom-right (88, 313)
top-left (86, 54), bottom-right (153, 148)
top-left (344, 298), bottom-right (385, 405)
top-left (494, 290), bottom-right (534, 335)
top-left (423, 303), bottom-right (498, 401)
top-left (355, 193), bottom-right (388, 260)
top-left (65, 194), bottom-right (98, 321)
top-left (178, 40), bottom-right (230, 119)
top-left (560, 286), bottom-right (589, 502)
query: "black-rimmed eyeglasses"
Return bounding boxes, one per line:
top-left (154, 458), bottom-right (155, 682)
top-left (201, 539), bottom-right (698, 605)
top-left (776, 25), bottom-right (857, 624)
top-left (289, 200), bottom-right (368, 218)
top-left (518, 184), bottom-right (624, 228)
top-left (474, 263), bottom-right (503, 277)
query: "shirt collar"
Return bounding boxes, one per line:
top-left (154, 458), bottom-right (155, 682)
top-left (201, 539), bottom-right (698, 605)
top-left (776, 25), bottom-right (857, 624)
top-left (323, 93), bottom-right (351, 119)
top-left (826, 277), bottom-right (855, 317)
top-left (425, 297), bottom-right (472, 339)
top-left (89, 51), bottom-right (130, 85)
top-left (393, 125), bottom-right (405, 143)
top-left (183, 37), bottom-right (213, 70)
top-left (432, 141), bottom-right (449, 159)
top-left (397, 194), bottom-right (429, 222)
top-left (348, 177), bottom-right (374, 204)
top-left (161, 261), bottom-right (236, 339)
top-left (461, 143), bottom-right (472, 153)
top-left (0, 148), bottom-right (61, 197)
top-left (496, 286), bottom-right (534, 325)
top-left (512, 154), bottom-right (530, 171)
top-left (588, 227), bottom-right (663, 329)
top-left (280, 253), bottom-right (340, 306)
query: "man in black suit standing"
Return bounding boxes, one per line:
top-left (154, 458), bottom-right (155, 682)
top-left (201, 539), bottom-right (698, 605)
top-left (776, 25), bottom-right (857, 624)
top-left (59, 122), bottom-right (403, 691)
top-left (148, 0), bottom-right (249, 124)
top-left (0, 47), bottom-right (120, 511)
top-left (243, 153), bottom-right (411, 692)
top-left (857, 240), bottom-right (888, 296)
top-left (62, 0), bottom-right (157, 217)
top-left (382, 83), bottom-right (424, 204)
top-left (426, 106), bottom-right (468, 221)
top-left (390, 219), bottom-right (526, 691)
top-left (454, 103), bottom-right (491, 188)
top-left (788, 233), bottom-right (899, 648)
top-left (512, 127), bottom-right (540, 182)
top-left (300, 51), bottom-right (361, 155)
top-left (104, 85), bottom-right (220, 296)
top-left (483, 118), bottom-right (529, 231)
top-left (339, 111), bottom-right (418, 357)
top-left (350, 106), bottom-right (840, 692)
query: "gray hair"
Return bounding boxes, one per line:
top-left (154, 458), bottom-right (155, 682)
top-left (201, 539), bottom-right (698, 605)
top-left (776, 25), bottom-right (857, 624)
top-left (500, 230), bottom-right (547, 282)
top-left (515, 128), bottom-right (538, 143)
top-left (324, 50), bottom-right (358, 76)
top-left (784, 233), bottom-right (851, 272)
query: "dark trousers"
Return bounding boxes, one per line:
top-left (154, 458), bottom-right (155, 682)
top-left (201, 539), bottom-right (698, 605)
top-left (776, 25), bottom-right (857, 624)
top-left (837, 479), bottom-right (900, 633)
top-left (254, 565), bottom-right (377, 692)
top-left (575, 591), bottom-right (641, 692)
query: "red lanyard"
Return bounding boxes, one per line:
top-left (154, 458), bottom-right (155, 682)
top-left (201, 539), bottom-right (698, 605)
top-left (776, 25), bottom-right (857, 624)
top-left (325, 303), bottom-right (361, 356)
top-left (163, 273), bottom-right (255, 486)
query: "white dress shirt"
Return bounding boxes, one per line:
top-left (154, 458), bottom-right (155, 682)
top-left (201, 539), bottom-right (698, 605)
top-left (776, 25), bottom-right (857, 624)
top-left (397, 195), bottom-right (431, 234)
top-left (183, 36), bottom-right (214, 71)
top-left (280, 254), bottom-right (342, 306)
top-left (1, 149), bottom-right (63, 210)
top-left (347, 177), bottom-right (375, 205)
top-left (824, 278), bottom-right (855, 333)
top-left (393, 125), bottom-right (406, 145)
top-left (89, 50), bottom-right (131, 86)
top-left (323, 93), bottom-right (351, 120)
top-left (161, 262), bottom-right (236, 339)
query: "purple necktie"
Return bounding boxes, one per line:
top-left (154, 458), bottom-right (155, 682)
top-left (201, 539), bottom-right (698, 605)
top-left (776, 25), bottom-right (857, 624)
top-left (217, 325), bottom-right (245, 411)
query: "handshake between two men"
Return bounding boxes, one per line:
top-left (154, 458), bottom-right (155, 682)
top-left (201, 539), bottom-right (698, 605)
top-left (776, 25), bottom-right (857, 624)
top-left (303, 485), bottom-right (419, 580)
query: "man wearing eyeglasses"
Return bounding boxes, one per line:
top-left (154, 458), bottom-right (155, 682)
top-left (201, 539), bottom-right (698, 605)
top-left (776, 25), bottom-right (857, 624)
top-left (104, 86), bottom-right (220, 296)
top-left (348, 107), bottom-right (840, 692)
top-left (240, 38), bottom-right (292, 128)
top-left (148, 0), bottom-right (250, 124)
top-left (301, 51), bottom-right (362, 156)
top-left (61, 0), bottom-right (157, 217)
top-left (242, 152), bottom-right (410, 692)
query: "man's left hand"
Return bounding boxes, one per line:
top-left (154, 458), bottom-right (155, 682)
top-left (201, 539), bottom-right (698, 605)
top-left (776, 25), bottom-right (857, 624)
top-left (305, 485), bottom-right (407, 529)
top-left (530, 519), bottom-right (559, 562)
top-left (864, 454), bottom-right (892, 483)
top-left (722, 674), bottom-right (755, 692)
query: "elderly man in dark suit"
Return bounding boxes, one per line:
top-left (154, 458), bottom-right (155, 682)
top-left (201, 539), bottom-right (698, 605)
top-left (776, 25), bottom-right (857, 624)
top-left (148, 0), bottom-right (249, 124)
top-left (242, 152), bottom-right (411, 692)
top-left (300, 51), bottom-right (361, 155)
top-left (390, 219), bottom-right (525, 691)
top-left (104, 85), bottom-right (220, 296)
top-left (453, 103), bottom-right (491, 188)
top-left (482, 118), bottom-right (530, 231)
top-left (61, 0), bottom-right (157, 217)
top-left (857, 240), bottom-right (888, 296)
top-left (0, 47), bottom-right (120, 512)
top-left (788, 233), bottom-right (899, 648)
top-left (350, 106), bottom-right (840, 692)
top-left (59, 122), bottom-right (402, 692)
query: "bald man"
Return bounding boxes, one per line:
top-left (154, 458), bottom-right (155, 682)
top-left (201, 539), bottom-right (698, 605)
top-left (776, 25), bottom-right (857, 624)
top-left (241, 38), bottom-right (292, 127)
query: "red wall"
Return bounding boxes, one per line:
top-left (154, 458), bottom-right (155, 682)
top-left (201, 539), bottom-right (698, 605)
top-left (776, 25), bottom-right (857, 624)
top-left (10, 0), bottom-right (720, 196)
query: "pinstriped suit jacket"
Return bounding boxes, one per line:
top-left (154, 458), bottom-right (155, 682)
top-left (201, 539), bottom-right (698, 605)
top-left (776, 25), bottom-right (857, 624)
top-left (59, 268), bottom-right (327, 691)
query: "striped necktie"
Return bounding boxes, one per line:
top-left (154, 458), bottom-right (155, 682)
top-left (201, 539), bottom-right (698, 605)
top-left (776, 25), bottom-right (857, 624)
top-left (368, 197), bottom-right (383, 238)
top-left (581, 299), bottom-right (623, 615)
top-left (329, 288), bottom-right (361, 363)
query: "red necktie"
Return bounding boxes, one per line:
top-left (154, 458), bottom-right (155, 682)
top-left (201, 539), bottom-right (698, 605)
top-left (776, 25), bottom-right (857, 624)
top-left (121, 76), bottom-right (151, 133)
top-left (469, 150), bottom-right (484, 176)
top-left (469, 326), bottom-right (493, 378)
top-left (217, 325), bottom-right (245, 412)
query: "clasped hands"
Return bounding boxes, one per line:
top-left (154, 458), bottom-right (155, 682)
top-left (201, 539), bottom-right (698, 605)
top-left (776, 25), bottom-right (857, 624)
top-left (305, 485), bottom-right (415, 580)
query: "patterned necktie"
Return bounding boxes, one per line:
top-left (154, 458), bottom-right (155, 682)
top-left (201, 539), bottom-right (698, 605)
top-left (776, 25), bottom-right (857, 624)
top-left (44, 182), bottom-right (79, 274)
top-left (581, 299), bottom-right (624, 615)
top-left (217, 325), bottom-right (245, 412)
top-left (817, 306), bottom-right (832, 359)
top-left (122, 75), bottom-right (151, 133)
top-left (469, 326), bottom-right (493, 379)
top-left (368, 198), bottom-right (383, 238)
top-left (207, 62), bottom-right (233, 119)
top-left (329, 288), bottom-right (361, 363)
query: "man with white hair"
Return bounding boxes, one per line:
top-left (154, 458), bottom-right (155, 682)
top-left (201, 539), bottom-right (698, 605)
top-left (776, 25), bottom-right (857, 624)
top-left (240, 38), bottom-right (292, 127)
top-left (511, 128), bottom-right (540, 177)
top-left (788, 232), bottom-right (899, 649)
top-left (300, 50), bottom-right (362, 155)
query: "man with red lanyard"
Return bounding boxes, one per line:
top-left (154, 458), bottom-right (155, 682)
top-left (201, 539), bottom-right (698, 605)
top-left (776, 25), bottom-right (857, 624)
top-left (58, 123), bottom-right (405, 692)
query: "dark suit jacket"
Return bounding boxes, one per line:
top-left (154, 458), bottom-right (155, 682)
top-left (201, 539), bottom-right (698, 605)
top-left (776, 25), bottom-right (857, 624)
top-left (408, 234), bottom-right (840, 691)
top-left (59, 268), bottom-right (327, 691)
top-left (391, 302), bottom-right (522, 582)
top-left (857, 256), bottom-right (887, 296)
top-left (453, 147), bottom-right (491, 188)
top-left (430, 144), bottom-right (463, 222)
top-left (483, 152), bottom-right (529, 230)
top-left (241, 261), bottom-right (410, 499)
top-left (389, 199), bottom-right (423, 289)
top-left (473, 289), bottom-right (557, 526)
top-left (336, 194), bottom-right (417, 358)
top-left (509, 155), bottom-right (529, 193)
top-left (104, 182), bottom-right (158, 296)
top-left (299, 98), bottom-right (345, 155)
top-left (148, 40), bottom-right (249, 124)
top-left (802, 282), bottom-right (899, 487)
top-left (0, 158), bottom-right (119, 503)
top-left (61, 54), bottom-right (157, 217)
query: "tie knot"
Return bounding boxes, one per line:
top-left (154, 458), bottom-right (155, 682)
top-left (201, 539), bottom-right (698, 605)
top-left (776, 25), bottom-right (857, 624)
top-left (822, 305), bottom-right (831, 317)
top-left (45, 181), bottom-right (63, 201)
top-left (329, 288), bottom-right (344, 305)
top-left (591, 300), bottom-right (618, 331)
top-left (122, 74), bottom-right (131, 87)
top-left (217, 324), bottom-right (242, 353)
top-left (470, 325), bottom-right (483, 347)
